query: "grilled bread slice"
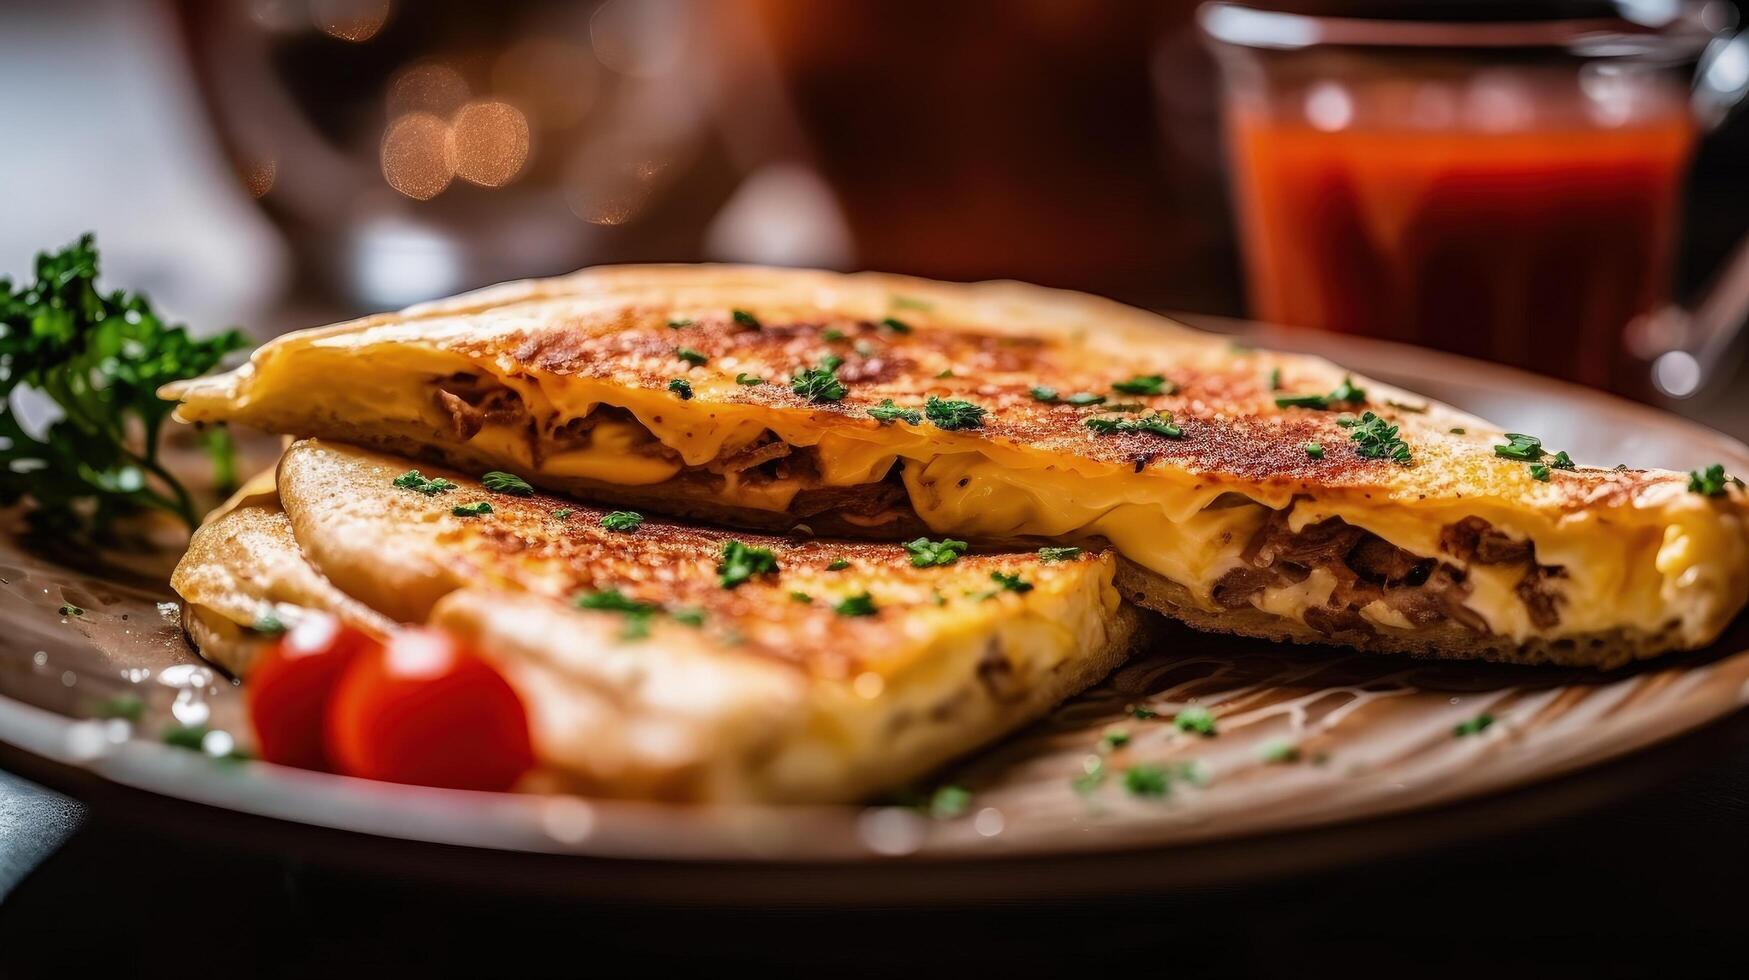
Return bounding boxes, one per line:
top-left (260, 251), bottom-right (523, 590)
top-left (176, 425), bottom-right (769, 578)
top-left (171, 440), bottom-right (1141, 802)
top-left (165, 265), bottom-right (1749, 666)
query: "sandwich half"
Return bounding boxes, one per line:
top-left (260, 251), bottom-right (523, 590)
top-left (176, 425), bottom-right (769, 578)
top-left (171, 439), bottom-right (1141, 802)
top-left (166, 266), bottom-right (1749, 667)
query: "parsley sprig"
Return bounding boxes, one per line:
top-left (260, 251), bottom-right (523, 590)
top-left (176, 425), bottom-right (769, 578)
top-left (1084, 411), bottom-right (1183, 438)
top-left (1688, 463), bottom-right (1744, 497)
top-left (0, 235), bottom-right (247, 536)
top-left (868, 399), bottom-right (921, 425)
top-left (1275, 375), bottom-right (1365, 411)
top-left (924, 395), bottom-right (986, 430)
top-left (791, 360), bottom-right (848, 403)
top-left (1340, 412), bottom-right (1411, 464)
top-left (718, 540), bottom-right (779, 588)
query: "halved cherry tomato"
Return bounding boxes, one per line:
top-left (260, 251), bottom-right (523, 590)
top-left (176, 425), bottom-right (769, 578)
top-left (326, 627), bottom-right (534, 791)
top-left (246, 616), bottom-right (378, 771)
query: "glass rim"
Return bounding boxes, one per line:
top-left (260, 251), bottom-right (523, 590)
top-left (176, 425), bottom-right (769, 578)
top-left (1197, 2), bottom-right (1726, 58)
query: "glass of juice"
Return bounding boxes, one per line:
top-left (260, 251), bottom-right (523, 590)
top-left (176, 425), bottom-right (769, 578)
top-left (1201, 2), bottom-right (1729, 396)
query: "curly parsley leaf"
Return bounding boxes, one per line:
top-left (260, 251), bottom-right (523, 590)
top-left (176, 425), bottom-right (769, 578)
top-left (791, 361), bottom-right (848, 403)
top-left (0, 235), bottom-right (247, 537)
top-left (599, 510), bottom-right (643, 532)
top-left (924, 395), bottom-right (985, 430)
top-left (1340, 411), bottom-right (1411, 464)
top-left (1689, 463), bottom-right (1744, 497)
top-left (481, 470), bottom-right (534, 496)
top-left (1084, 411), bottom-right (1183, 438)
top-left (833, 592), bottom-right (878, 617)
top-left (1275, 375), bottom-right (1366, 411)
top-left (718, 540), bottom-right (779, 589)
top-left (1037, 546), bottom-right (1081, 562)
top-left (393, 470), bottom-right (457, 496)
top-left (868, 399), bottom-right (921, 425)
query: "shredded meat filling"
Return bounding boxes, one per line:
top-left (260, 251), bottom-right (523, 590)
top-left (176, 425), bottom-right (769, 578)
top-left (1218, 508), bottom-right (1566, 637)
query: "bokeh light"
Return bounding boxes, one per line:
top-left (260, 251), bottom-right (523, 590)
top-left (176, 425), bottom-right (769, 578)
top-left (380, 112), bottom-right (454, 200)
top-left (387, 62), bottom-right (470, 119)
top-left (449, 100), bottom-right (532, 188)
top-left (312, 0), bottom-right (392, 42)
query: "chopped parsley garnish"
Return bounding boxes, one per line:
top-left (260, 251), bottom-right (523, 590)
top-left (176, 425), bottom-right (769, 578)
top-left (1274, 375), bottom-right (1366, 411)
top-left (1450, 427), bottom-right (1466, 435)
top-left (1453, 712), bottom-right (1494, 737)
top-left (880, 316), bottom-right (912, 334)
top-left (718, 540), bottom-right (779, 589)
top-left (1258, 740), bottom-right (1301, 764)
top-left (451, 501), bottom-right (493, 517)
top-left (1687, 463), bottom-right (1743, 497)
top-left (1122, 764), bottom-right (1171, 798)
top-left (731, 309), bottom-right (760, 329)
top-left (599, 511), bottom-right (643, 532)
top-left (791, 361), bottom-right (848, 403)
top-left (1493, 432), bottom-right (1544, 461)
top-left (1268, 367), bottom-right (1282, 391)
top-left (826, 558), bottom-right (850, 571)
top-left (481, 470), bottom-right (534, 496)
top-left (553, 508), bottom-right (573, 519)
top-left (1340, 411), bottom-right (1411, 464)
top-left (789, 591), bottom-right (813, 605)
top-left (667, 318), bottom-right (693, 329)
top-left (1304, 442), bottom-right (1325, 459)
top-left (1131, 705), bottom-right (1159, 719)
top-left (94, 694), bottom-right (144, 722)
top-left (1111, 374), bottom-right (1175, 396)
top-left (868, 399), bottom-right (921, 425)
top-left (1084, 411), bottom-right (1183, 438)
top-left (1037, 546), bottom-right (1081, 562)
top-left (1530, 462), bottom-right (1552, 482)
top-left (925, 395), bottom-right (986, 430)
top-left (1100, 728), bottom-right (1131, 750)
top-left (0, 235), bottom-right (248, 537)
top-left (671, 607), bottom-right (707, 628)
top-left (58, 603), bottom-right (83, 617)
top-left (1174, 706), bottom-right (1217, 737)
top-left (393, 470), bottom-right (457, 496)
top-left (573, 588), bottom-right (655, 640)
top-left (928, 784), bottom-right (971, 819)
top-left (834, 592), bottom-right (878, 617)
top-left (989, 570), bottom-right (1033, 594)
top-left (822, 328), bottom-right (846, 342)
top-left (735, 373), bottom-right (764, 386)
top-left (667, 378), bottom-right (693, 400)
top-left (675, 346), bottom-right (708, 367)
top-left (573, 588), bottom-right (655, 615)
top-left (1030, 386), bottom-right (1105, 407)
top-left (905, 536), bottom-right (969, 567)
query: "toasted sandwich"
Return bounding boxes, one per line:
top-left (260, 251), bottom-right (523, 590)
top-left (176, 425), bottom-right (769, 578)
top-left (165, 266), bottom-right (1749, 667)
top-left (172, 439), bottom-right (1141, 802)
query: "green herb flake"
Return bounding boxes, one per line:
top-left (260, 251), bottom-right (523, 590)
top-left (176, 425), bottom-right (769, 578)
top-left (1450, 427), bottom-right (1467, 435)
top-left (393, 470), bottom-right (458, 496)
top-left (791, 362), bottom-right (848, 403)
top-left (1122, 763), bottom-right (1171, 798)
top-left (1529, 462), bottom-right (1552, 482)
top-left (0, 235), bottom-right (249, 537)
top-left (675, 346), bottom-right (708, 367)
top-left (667, 378), bottom-right (693, 400)
top-left (1084, 411), bottom-right (1183, 438)
top-left (1687, 463), bottom-right (1743, 497)
top-left (58, 603), bottom-right (84, 617)
top-left (1174, 706), bottom-right (1218, 737)
top-left (1065, 392), bottom-right (1106, 407)
top-left (868, 399), bottom-right (922, 425)
top-left (1494, 432), bottom-right (1544, 462)
top-left (670, 607), bottom-right (707, 627)
top-left (1258, 740), bottom-right (1301, 764)
top-left (935, 368), bottom-right (954, 379)
top-left (573, 588), bottom-right (656, 615)
top-left (880, 316), bottom-right (912, 334)
top-left (252, 609), bottom-right (285, 635)
top-left (94, 694), bottom-right (143, 722)
top-left (1453, 712), bottom-right (1495, 737)
top-left (718, 540), bottom-right (780, 589)
top-left (928, 784), bottom-right (971, 819)
top-left (451, 501), bottom-right (493, 517)
top-left (731, 309), bottom-right (760, 330)
top-left (1341, 411), bottom-right (1412, 464)
top-left (1029, 386), bottom-right (1060, 402)
top-left (599, 511), bottom-right (643, 532)
top-left (834, 592), bottom-right (878, 617)
top-left (1268, 367), bottom-right (1282, 391)
top-left (990, 570), bottom-right (1033, 594)
top-left (553, 508), bottom-right (573, 519)
top-left (1131, 705), bottom-right (1159, 720)
top-left (1274, 375), bottom-right (1366, 411)
top-left (905, 537), bottom-right (969, 568)
top-left (1112, 374), bottom-right (1175, 396)
top-left (481, 470), bottom-right (534, 496)
top-left (735, 373), bottom-right (764, 386)
top-left (925, 395), bottom-right (986, 430)
top-left (1304, 441), bottom-right (1325, 459)
top-left (667, 318), bottom-right (693, 330)
top-left (1100, 728), bottom-right (1131, 750)
top-left (826, 558), bottom-right (851, 571)
top-left (1037, 546), bottom-right (1082, 562)
top-left (789, 591), bottom-right (813, 605)
top-left (890, 295), bottom-right (933, 311)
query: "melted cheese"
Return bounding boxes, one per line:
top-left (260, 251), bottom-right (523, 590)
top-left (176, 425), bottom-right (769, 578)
top-left (258, 355), bottom-right (1743, 648)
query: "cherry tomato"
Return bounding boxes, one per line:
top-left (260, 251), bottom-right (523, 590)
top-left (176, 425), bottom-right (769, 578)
top-left (326, 627), bottom-right (534, 791)
top-left (246, 616), bottom-right (378, 771)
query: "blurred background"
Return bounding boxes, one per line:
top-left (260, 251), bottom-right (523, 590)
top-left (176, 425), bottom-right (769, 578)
top-left (1, 0), bottom-right (1745, 423)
